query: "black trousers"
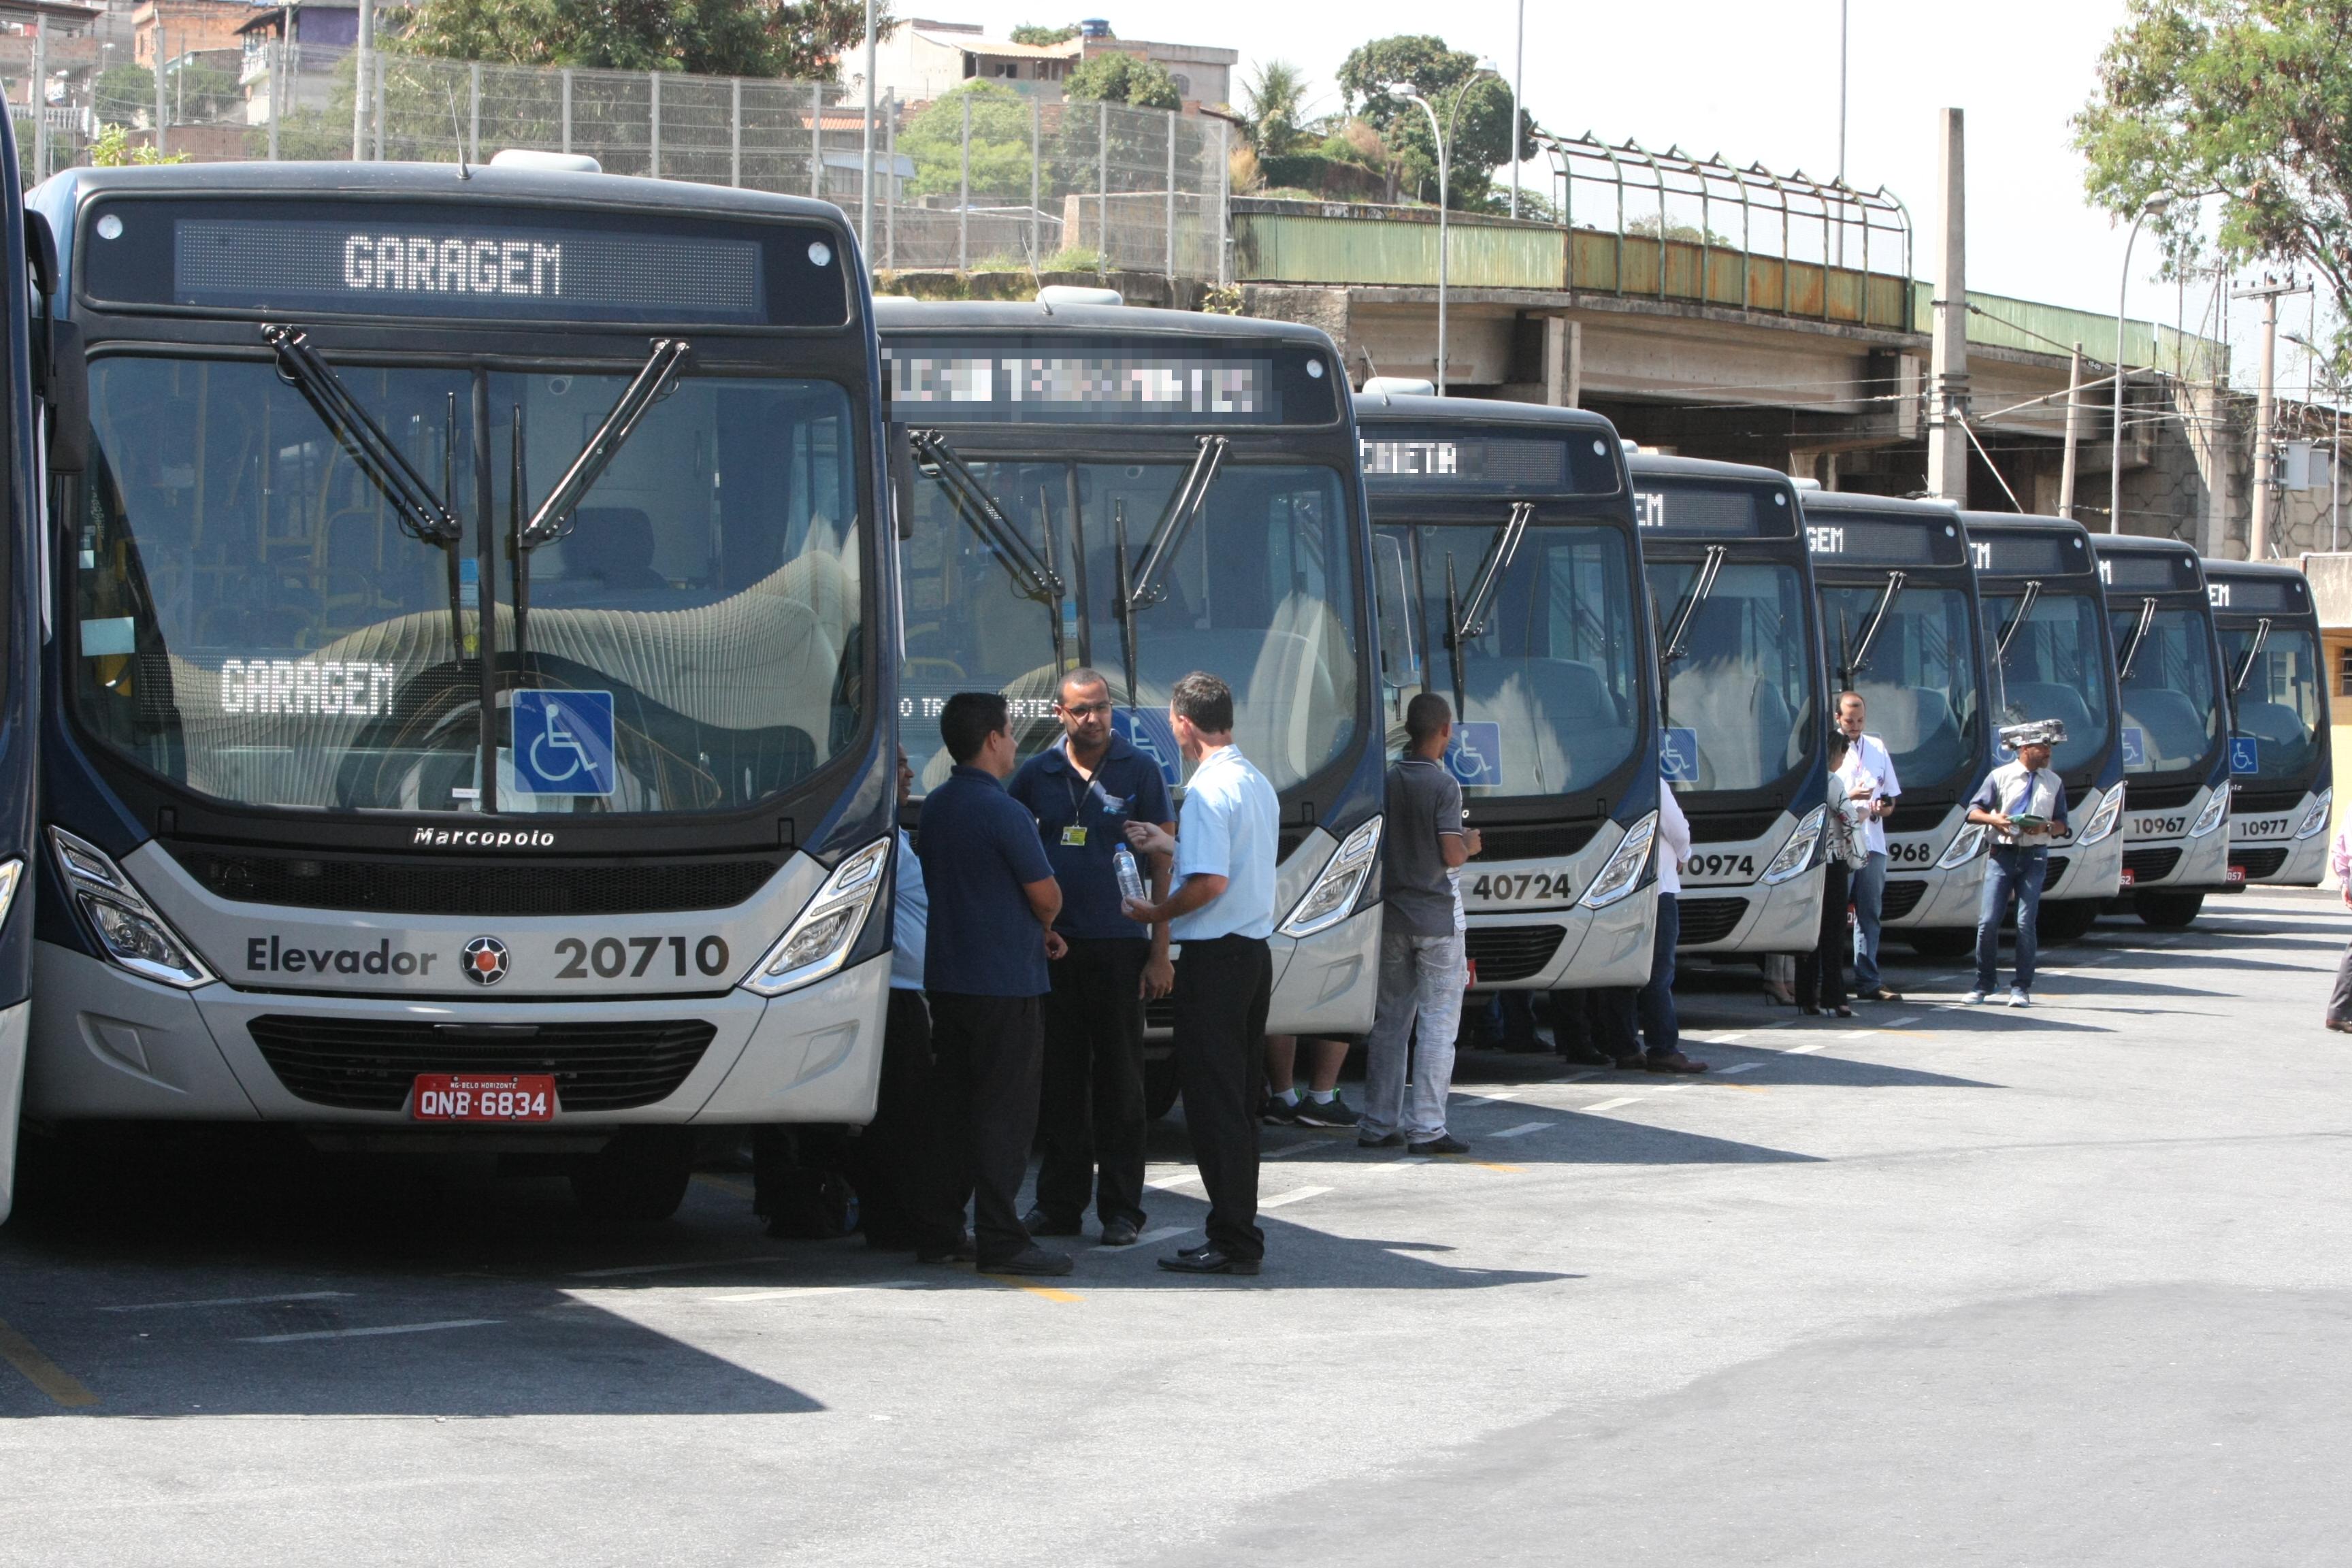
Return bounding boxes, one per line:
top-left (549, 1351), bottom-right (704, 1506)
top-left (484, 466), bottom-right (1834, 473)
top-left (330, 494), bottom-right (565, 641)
top-left (1034, 938), bottom-right (1150, 1229)
top-left (1172, 934), bottom-right (1273, 1261)
top-left (919, 992), bottom-right (1044, 1267)
top-left (847, 988), bottom-right (934, 1245)
top-left (1796, 860), bottom-right (1852, 1012)
top-left (1549, 987), bottom-right (1636, 1058)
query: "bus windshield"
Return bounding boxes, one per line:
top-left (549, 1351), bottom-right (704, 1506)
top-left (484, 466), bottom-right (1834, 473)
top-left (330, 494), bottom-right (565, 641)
top-left (900, 457), bottom-right (1359, 791)
top-left (1986, 588), bottom-right (2111, 774)
top-left (1381, 521), bottom-right (1643, 799)
top-left (2110, 606), bottom-right (2220, 777)
top-left (1821, 580), bottom-right (1981, 789)
top-left (2221, 622), bottom-right (2323, 785)
top-left (76, 356), bottom-right (864, 815)
top-left (1647, 559), bottom-right (1813, 792)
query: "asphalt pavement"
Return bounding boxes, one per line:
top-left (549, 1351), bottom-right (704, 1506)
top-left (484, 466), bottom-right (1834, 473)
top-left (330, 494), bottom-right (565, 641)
top-left (3, 889), bottom-right (2349, 1566)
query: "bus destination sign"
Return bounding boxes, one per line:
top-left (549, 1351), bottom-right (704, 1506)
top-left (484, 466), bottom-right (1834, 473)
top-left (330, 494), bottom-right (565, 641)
top-left (1358, 423), bottom-right (1622, 497)
top-left (883, 335), bottom-right (1341, 425)
top-left (1633, 483), bottom-right (1793, 537)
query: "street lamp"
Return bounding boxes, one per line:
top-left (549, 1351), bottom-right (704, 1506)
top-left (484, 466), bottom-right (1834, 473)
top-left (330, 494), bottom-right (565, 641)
top-left (1393, 65), bottom-right (1498, 397)
top-left (2111, 193), bottom-right (2172, 534)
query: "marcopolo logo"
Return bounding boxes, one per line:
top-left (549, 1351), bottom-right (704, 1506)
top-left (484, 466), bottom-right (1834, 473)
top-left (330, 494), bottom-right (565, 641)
top-left (461, 936), bottom-right (511, 986)
top-left (246, 935), bottom-right (440, 978)
top-left (413, 828), bottom-right (559, 849)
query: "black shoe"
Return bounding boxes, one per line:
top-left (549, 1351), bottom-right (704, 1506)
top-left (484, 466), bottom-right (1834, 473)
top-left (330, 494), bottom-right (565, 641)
top-left (1158, 1248), bottom-right (1260, 1275)
top-left (984, 1245), bottom-right (1075, 1277)
top-left (1261, 1096), bottom-right (1304, 1126)
top-left (1294, 1094), bottom-right (1360, 1129)
top-left (1407, 1133), bottom-right (1469, 1156)
top-left (1098, 1217), bottom-right (1141, 1247)
top-left (917, 1232), bottom-right (977, 1264)
top-left (1611, 1054), bottom-right (1647, 1071)
top-left (1559, 1044), bottom-right (1616, 1066)
top-left (1358, 1131), bottom-right (1405, 1149)
top-left (1644, 1053), bottom-right (1708, 1075)
top-left (1020, 1207), bottom-right (1081, 1237)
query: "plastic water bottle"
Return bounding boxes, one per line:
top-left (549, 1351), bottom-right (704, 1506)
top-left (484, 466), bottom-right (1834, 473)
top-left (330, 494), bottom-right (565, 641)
top-left (1114, 843), bottom-right (1145, 904)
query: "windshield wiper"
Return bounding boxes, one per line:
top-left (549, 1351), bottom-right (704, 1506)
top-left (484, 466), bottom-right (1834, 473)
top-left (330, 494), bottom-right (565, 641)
top-left (1994, 579), bottom-right (2042, 662)
top-left (264, 325), bottom-right (461, 547)
top-left (1126, 435), bottom-right (1228, 610)
top-left (1838, 569), bottom-right (1907, 688)
top-left (2115, 596), bottom-right (2158, 683)
top-left (508, 339), bottom-right (692, 672)
top-left (2230, 616), bottom-right (2272, 693)
top-left (1660, 542), bottom-right (1727, 666)
top-left (911, 428), bottom-right (1068, 670)
top-left (1440, 504), bottom-right (1535, 719)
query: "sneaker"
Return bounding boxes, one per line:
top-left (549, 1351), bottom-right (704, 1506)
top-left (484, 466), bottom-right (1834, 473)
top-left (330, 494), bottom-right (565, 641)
top-left (2008, 987), bottom-right (2030, 1009)
top-left (983, 1245), bottom-right (1075, 1277)
top-left (1407, 1133), bottom-right (1469, 1156)
top-left (1294, 1094), bottom-right (1360, 1129)
top-left (1962, 990), bottom-right (1987, 1005)
top-left (1357, 1131), bottom-right (1405, 1149)
top-left (1261, 1095), bottom-right (1303, 1127)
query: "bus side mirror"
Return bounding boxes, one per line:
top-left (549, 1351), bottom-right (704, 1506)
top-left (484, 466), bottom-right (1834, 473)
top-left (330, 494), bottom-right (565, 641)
top-left (39, 317), bottom-right (86, 477)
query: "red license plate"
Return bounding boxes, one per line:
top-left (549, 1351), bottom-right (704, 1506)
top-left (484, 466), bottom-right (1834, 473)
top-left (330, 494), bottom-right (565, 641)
top-left (2226, 864), bottom-right (2247, 884)
top-left (412, 1073), bottom-right (557, 1122)
top-left (2119, 867), bottom-right (2136, 887)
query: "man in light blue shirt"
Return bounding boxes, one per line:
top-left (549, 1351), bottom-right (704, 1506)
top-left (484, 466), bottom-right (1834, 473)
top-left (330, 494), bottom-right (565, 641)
top-left (1122, 671), bottom-right (1279, 1275)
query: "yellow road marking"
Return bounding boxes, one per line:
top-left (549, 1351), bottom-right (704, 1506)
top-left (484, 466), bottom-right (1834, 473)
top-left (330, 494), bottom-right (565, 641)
top-left (0, 1316), bottom-right (97, 1409)
top-left (693, 1173), bottom-right (756, 1200)
top-left (978, 1275), bottom-right (1083, 1302)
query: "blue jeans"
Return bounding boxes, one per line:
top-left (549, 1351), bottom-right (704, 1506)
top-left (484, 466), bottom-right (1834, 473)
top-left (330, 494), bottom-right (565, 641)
top-left (1851, 851), bottom-right (1888, 992)
top-left (1637, 893), bottom-right (1681, 1056)
top-left (1362, 926), bottom-right (1469, 1142)
top-left (1974, 845), bottom-right (2048, 993)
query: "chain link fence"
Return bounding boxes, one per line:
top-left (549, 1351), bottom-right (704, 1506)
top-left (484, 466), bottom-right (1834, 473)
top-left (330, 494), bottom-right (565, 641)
top-left (16, 44), bottom-right (1230, 284)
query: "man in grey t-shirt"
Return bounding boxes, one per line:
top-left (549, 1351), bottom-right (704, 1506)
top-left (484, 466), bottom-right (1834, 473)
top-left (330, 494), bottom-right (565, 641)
top-left (1358, 693), bottom-right (1483, 1154)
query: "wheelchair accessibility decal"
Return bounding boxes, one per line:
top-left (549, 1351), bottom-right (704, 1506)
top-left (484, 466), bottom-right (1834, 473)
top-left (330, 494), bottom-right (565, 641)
top-left (514, 689), bottom-right (617, 796)
top-left (1445, 722), bottom-right (1503, 789)
top-left (1662, 727), bottom-right (1701, 785)
top-left (2119, 726), bottom-right (2146, 768)
top-left (1114, 706), bottom-right (1185, 789)
top-left (2230, 734), bottom-right (2260, 776)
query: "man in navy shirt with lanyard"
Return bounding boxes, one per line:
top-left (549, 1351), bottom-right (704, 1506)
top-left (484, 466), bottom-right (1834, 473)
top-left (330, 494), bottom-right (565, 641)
top-left (1122, 672), bottom-right (1280, 1276)
top-left (1009, 669), bottom-right (1175, 1248)
top-left (915, 692), bottom-right (1073, 1277)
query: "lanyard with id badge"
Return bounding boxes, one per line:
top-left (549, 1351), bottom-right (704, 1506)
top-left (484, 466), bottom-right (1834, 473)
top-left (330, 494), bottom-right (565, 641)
top-left (1060, 759), bottom-right (1128, 849)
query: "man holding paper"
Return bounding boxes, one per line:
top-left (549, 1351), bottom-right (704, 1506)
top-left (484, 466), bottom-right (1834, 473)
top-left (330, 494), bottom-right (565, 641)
top-left (1963, 721), bottom-right (2072, 1009)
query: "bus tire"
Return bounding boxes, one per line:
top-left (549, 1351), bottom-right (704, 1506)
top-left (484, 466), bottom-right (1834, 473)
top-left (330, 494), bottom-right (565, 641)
top-left (1145, 1056), bottom-right (1180, 1122)
top-left (2133, 891), bottom-right (2204, 930)
top-left (571, 1128), bottom-right (693, 1222)
top-left (2037, 900), bottom-right (2102, 945)
top-left (1904, 927), bottom-right (1976, 959)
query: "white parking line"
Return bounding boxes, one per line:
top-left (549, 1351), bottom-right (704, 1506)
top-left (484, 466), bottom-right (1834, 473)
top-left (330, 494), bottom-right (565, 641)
top-left (1455, 1090), bottom-right (1521, 1102)
top-left (103, 1290), bottom-right (353, 1314)
top-left (570, 1256), bottom-right (793, 1280)
top-left (1259, 1186), bottom-right (1332, 1209)
top-left (1260, 1141), bottom-right (1319, 1159)
top-left (1581, 1096), bottom-right (1642, 1112)
top-left (240, 1318), bottom-right (500, 1345)
top-left (1147, 1170), bottom-right (1204, 1190)
top-left (1359, 1158), bottom-right (1433, 1176)
top-left (1718, 1062), bottom-right (1762, 1075)
top-left (1888, 1014), bottom-right (1923, 1027)
top-left (1780, 1042), bottom-right (1826, 1056)
top-left (1842, 1028), bottom-right (1876, 1039)
top-left (1710, 1032), bottom-right (1748, 1044)
top-left (1488, 1122), bottom-right (1556, 1139)
top-left (710, 1281), bottom-right (926, 1303)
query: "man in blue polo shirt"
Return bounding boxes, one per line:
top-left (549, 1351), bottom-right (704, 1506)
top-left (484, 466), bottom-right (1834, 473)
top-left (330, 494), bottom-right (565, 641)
top-left (1009, 669), bottom-right (1175, 1248)
top-left (915, 691), bottom-right (1072, 1277)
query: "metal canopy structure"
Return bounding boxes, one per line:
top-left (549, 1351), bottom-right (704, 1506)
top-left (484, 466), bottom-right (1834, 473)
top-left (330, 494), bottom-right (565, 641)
top-left (1537, 131), bottom-right (1913, 326)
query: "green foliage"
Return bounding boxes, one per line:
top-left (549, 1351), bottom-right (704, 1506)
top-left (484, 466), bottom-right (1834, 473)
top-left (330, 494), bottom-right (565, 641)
top-left (900, 80), bottom-right (1036, 199)
top-left (1240, 59), bottom-right (1308, 158)
top-left (93, 63), bottom-right (156, 128)
top-left (1009, 22), bottom-right (1078, 46)
top-left (1336, 33), bottom-right (1533, 209)
top-left (88, 124), bottom-right (189, 166)
top-left (2076, 0), bottom-right (2352, 368)
top-left (1064, 50), bottom-right (1181, 110)
top-left (393, 0), bottom-right (886, 78)
top-left (1042, 244), bottom-right (1102, 272)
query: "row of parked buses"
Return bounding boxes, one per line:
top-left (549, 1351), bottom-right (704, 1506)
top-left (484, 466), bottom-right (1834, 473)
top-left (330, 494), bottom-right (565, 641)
top-left (0, 152), bottom-right (2333, 1224)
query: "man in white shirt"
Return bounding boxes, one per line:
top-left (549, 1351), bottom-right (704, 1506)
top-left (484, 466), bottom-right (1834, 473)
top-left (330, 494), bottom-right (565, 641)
top-left (1963, 722), bottom-right (2071, 1007)
top-left (1835, 691), bottom-right (1905, 1003)
top-left (1122, 672), bottom-right (1280, 1277)
top-left (1601, 770), bottom-right (1708, 1073)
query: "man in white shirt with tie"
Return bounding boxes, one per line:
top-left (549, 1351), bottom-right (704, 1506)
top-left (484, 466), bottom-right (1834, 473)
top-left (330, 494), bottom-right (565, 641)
top-left (1963, 721), bottom-right (2071, 1007)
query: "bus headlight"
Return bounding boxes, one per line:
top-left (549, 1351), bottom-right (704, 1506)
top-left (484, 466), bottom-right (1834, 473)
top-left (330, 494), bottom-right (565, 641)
top-left (0, 859), bottom-right (19, 935)
top-left (2189, 788), bottom-right (2230, 838)
top-left (2076, 785), bottom-right (2124, 846)
top-left (1580, 811), bottom-right (1658, 909)
top-left (2295, 788), bottom-right (2333, 840)
top-left (740, 838), bottom-right (892, 997)
top-left (1761, 805), bottom-right (1826, 885)
top-left (50, 828), bottom-right (213, 988)
top-left (1936, 823), bottom-right (1988, 870)
top-left (1279, 816), bottom-right (1383, 938)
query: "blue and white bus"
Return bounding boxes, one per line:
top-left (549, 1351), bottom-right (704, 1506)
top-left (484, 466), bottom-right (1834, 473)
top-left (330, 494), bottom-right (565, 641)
top-left (2204, 558), bottom-right (2331, 887)
top-left (0, 112), bottom-right (39, 1222)
top-left (22, 161), bottom-right (897, 1220)
top-left (1963, 511), bottom-right (2125, 942)
top-left (1635, 455), bottom-right (1826, 959)
top-left (1354, 393), bottom-right (1661, 994)
top-left (2087, 534), bottom-right (2232, 927)
top-left (1803, 491), bottom-right (1995, 954)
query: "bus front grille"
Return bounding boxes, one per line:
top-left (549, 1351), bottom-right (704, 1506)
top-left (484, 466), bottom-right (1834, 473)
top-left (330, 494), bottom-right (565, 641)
top-left (1471, 822), bottom-right (1600, 862)
top-left (2125, 781), bottom-right (2203, 810)
top-left (1464, 924), bottom-right (1567, 983)
top-left (1880, 879), bottom-right (1928, 920)
top-left (1675, 897), bottom-right (1748, 946)
top-left (2040, 857), bottom-right (2070, 887)
top-left (168, 846), bottom-right (780, 916)
top-left (2231, 847), bottom-right (2288, 879)
top-left (2123, 847), bottom-right (2183, 883)
top-left (247, 1016), bottom-right (717, 1112)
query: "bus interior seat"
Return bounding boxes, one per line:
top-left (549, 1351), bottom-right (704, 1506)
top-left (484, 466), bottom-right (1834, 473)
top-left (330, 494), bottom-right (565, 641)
top-left (553, 508), bottom-right (668, 598)
top-left (2235, 698), bottom-right (2307, 753)
top-left (2120, 687), bottom-right (2212, 770)
top-left (1465, 657), bottom-right (1622, 794)
top-left (1854, 681), bottom-right (1958, 766)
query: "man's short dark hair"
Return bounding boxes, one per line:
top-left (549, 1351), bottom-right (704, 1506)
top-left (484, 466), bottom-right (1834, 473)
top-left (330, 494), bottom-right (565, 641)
top-left (1171, 670), bottom-right (1233, 734)
top-left (1838, 689), bottom-right (1866, 713)
top-left (1405, 691), bottom-right (1454, 747)
top-left (941, 691), bottom-right (1009, 764)
top-left (1827, 728), bottom-right (1850, 762)
top-left (1058, 668), bottom-right (1111, 704)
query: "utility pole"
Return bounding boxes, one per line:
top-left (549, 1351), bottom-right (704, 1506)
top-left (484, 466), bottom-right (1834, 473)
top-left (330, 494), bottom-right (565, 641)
top-left (1509, 0), bottom-right (1524, 220)
top-left (2235, 273), bottom-right (2310, 559)
top-left (860, 0), bottom-right (877, 258)
top-left (2059, 342), bottom-right (2085, 520)
top-left (1925, 108), bottom-right (1969, 504)
top-left (1836, 0), bottom-right (1848, 185)
top-left (352, 0), bottom-right (373, 159)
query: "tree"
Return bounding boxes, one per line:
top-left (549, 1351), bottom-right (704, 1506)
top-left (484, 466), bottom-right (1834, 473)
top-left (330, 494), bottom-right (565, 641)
top-left (393, 0), bottom-right (887, 78)
top-left (88, 124), bottom-right (189, 166)
top-left (1239, 58), bottom-right (1307, 158)
top-left (2076, 0), bottom-right (2352, 367)
top-left (1336, 33), bottom-right (1532, 210)
top-left (899, 79), bottom-right (1036, 199)
top-left (93, 63), bottom-right (157, 129)
top-left (1064, 50), bottom-right (1181, 110)
top-left (1010, 22), bottom-right (1078, 46)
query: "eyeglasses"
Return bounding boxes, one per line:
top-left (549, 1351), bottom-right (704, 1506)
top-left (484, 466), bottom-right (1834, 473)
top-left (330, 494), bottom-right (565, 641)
top-left (1059, 701), bottom-right (1113, 717)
